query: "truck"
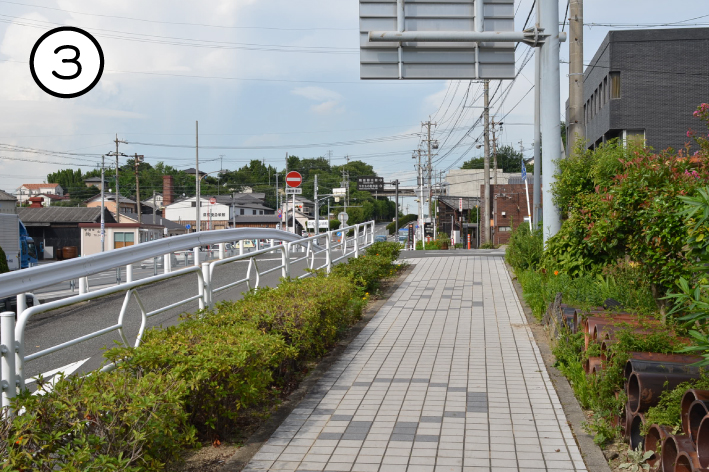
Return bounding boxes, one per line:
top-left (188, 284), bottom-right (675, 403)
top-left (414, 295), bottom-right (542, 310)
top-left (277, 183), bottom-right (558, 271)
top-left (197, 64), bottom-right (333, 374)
top-left (0, 213), bottom-right (38, 271)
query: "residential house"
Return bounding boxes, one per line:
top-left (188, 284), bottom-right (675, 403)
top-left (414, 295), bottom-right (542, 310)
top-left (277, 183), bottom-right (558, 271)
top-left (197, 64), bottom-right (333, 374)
top-left (165, 194), bottom-right (275, 231)
top-left (83, 176), bottom-right (108, 191)
top-left (0, 189), bottom-right (16, 214)
top-left (16, 183), bottom-right (63, 203)
top-left (85, 194), bottom-right (138, 221)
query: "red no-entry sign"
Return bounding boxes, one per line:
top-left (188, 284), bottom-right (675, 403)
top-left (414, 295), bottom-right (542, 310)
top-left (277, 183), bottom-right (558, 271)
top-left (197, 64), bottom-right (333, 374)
top-left (286, 171), bottom-right (302, 188)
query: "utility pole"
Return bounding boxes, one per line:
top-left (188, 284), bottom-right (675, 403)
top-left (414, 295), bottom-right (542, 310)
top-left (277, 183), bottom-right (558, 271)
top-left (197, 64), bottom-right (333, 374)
top-left (492, 119), bottom-right (498, 185)
top-left (218, 155), bottom-right (224, 195)
top-left (107, 135), bottom-right (127, 223)
top-left (568, 0), bottom-right (585, 152)
top-left (314, 173), bottom-right (318, 235)
top-left (133, 154), bottom-right (144, 224)
top-left (100, 154), bottom-right (105, 252)
top-left (483, 79), bottom-right (491, 244)
top-left (195, 121), bottom-right (200, 232)
top-left (152, 190), bottom-right (156, 225)
top-left (275, 172), bottom-right (280, 230)
top-left (394, 179), bottom-right (399, 236)
top-left (422, 120), bottom-right (437, 222)
top-left (533, 8), bottom-right (542, 229)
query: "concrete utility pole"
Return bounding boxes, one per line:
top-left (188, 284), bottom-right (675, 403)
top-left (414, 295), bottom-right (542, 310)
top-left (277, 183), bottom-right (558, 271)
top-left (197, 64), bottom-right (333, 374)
top-left (422, 120), bottom-right (437, 223)
top-left (314, 173), bottom-right (318, 235)
top-left (152, 190), bottom-right (156, 225)
top-left (492, 119), bottom-right (498, 185)
top-left (540, 0), bottom-right (562, 242)
top-left (568, 0), bottom-right (585, 152)
top-left (483, 79), bottom-right (491, 244)
top-left (393, 179), bottom-right (399, 236)
top-left (100, 154), bottom-right (105, 252)
top-left (107, 135), bottom-right (127, 223)
top-left (275, 172), bottom-right (280, 230)
top-left (133, 154), bottom-right (144, 225)
top-left (195, 121), bottom-right (200, 232)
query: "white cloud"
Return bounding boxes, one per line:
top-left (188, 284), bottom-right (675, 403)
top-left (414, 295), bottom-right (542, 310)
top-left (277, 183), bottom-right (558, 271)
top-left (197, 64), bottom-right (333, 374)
top-left (291, 86), bottom-right (341, 102)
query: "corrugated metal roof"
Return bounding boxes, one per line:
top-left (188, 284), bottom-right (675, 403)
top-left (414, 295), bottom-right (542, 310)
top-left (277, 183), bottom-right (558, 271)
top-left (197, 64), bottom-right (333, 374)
top-left (0, 189), bottom-right (15, 201)
top-left (233, 215), bottom-right (281, 224)
top-left (439, 196), bottom-right (480, 211)
top-left (17, 207), bottom-right (116, 224)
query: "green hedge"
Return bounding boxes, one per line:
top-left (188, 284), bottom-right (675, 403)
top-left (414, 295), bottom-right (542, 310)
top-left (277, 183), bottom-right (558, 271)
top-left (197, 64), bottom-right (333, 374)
top-left (0, 246), bottom-right (8, 274)
top-left (1, 242), bottom-right (403, 470)
top-left (386, 214), bottom-right (417, 235)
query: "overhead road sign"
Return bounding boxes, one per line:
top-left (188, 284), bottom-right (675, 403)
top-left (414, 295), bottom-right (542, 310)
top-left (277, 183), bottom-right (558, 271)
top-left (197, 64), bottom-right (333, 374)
top-left (333, 187), bottom-right (347, 196)
top-left (286, 171), bottom-right (302, 188)
top-left (285, 188), bottom-right (303, 194)
top-left (357, 176), bottom-right (384, 191)
top-left (360, 0), bottom-right (518, 80)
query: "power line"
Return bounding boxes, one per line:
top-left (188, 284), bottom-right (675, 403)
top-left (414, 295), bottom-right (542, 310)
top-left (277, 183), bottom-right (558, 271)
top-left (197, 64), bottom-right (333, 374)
top-left (0, 0), bottom-right (359, 32)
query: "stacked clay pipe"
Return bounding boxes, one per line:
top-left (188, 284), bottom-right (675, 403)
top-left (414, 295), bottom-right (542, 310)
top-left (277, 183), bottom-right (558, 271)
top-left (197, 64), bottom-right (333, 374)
top-left (644, 388), bottom-right (709, 472)
top-left (545, 298), bottom-right (709, 471)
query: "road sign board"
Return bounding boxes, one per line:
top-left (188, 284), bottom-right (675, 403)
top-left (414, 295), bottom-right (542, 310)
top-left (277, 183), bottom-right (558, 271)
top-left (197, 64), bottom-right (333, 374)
top-left (359, 0), bottom-right (516, 80)
top-left (357, 176), bottom-right (384, 191)
top-left (338, 212), bottom-right (349, 224)
top-left (333, 187), bottom-right (347, 196)
top-left (285, 187), bottom-right (303, 194)
top-left (286, 171), bottom-right (302, 188)
top-left (277, 209), bottom-right (283, 219)
top-left (185, 224), bottom-right (191, 229)
top-left (307, 220), bottom-right (330, 229)
top-left (209, 197), bottom-right (217, 205)
top-left (459, 198), bottom-right (463, 212)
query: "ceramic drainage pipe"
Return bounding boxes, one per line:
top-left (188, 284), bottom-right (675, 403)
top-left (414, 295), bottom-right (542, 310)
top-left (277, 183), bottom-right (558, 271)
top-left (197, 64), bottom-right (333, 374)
top-left (644, 424), bottom-right (671, 469)
top-left (695, 415), bottom-right (709, 468)
top-left (627, 371), bottom-right (701, 414)
top-left (623, 354), bottom-right (703, 382)
top-left (662, 435), bottom-right (696, 472)
top-left (689, 401), bottom-right (709, 444)
top-left (675, 450), bottom-right (704, 472)
top-left (683, 390), bottom-right (709, 437)
top-left (629, 412), bottom-right (646, 450)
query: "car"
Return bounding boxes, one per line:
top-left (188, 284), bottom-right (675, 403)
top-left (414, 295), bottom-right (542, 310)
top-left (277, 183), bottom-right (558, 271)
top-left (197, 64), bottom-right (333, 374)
top-left (375, 235), bottom-right (388, 242)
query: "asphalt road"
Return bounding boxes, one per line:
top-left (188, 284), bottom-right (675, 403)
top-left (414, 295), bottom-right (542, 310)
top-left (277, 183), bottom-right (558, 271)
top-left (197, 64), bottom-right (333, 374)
top-left (20, 223), bottom-right (391, 388)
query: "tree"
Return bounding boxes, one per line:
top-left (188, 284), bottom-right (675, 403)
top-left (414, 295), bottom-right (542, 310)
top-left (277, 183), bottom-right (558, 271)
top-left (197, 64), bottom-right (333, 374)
top-left (461, 145), bottom-right (524, 173)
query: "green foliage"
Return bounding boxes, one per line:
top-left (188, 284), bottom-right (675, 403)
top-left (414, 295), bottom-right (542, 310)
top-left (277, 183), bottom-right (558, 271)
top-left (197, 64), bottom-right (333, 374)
top-left (479, 242), bottom-right (498, 249)
top-left (331, 254), bottom-right (396, 293)
top-left (505, 223), bottom-right (543, 271)
top-left (386, 214), bottom-right (417, 235)
top-left (0, 245), bottom-right (8, 274)
top-left (543, 132), bottom-right (709, 304)
top-left (461, 145), bottom-right (524, 173)
top-left (367, 241), bottom-right (400, 262)
top-left (619, 445), bottom-right (653, 471)
top-left (643, 376), bottom-right (709, 434)
top-left (5, 369), bottom-right (196, 471)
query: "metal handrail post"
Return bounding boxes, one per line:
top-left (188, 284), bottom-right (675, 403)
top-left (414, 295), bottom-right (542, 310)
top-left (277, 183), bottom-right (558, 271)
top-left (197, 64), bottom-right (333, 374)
top-left (354, 224), bottom-right (360, 258)
top-left (201, 262), bottom-right (211, 309)
top-left (1, 311), bottom-right (16, 414)
top-left (126, 264), bottom-right (133, 283)
top-left (239, 240), bottom-right (244, 255)
top-left (193, 246), bottom-right (200, 266)
top-left (164, 254), bottom-right (171, 274)
top-left (218, 243), bottom-right (225, 260)
top-left (282, 243), bottom-right (290, 278)
top-left (78, 277), bottom-right (88, 295)
top-left (326, 231), bottom-right (332, 273)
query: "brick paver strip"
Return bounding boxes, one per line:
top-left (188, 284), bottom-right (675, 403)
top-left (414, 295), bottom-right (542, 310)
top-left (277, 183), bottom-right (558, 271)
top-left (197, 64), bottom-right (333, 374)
top-left (243, 256), bottom-right (587, 471)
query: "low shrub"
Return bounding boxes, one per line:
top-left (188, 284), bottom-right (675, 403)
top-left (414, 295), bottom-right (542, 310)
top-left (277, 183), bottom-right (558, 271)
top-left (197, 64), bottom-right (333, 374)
top-left (386, 214), bottom-right (417, 234)
top-left (331, 254), bottom-right (394, 293)
top-left (0, 246), bottom-right (8, 274)
top-left (4, 369), bottom-right (195, 471)
top-left (505, 224), bottom-right (543, 272)
top-left (366, 241), bottom-right (400, 261)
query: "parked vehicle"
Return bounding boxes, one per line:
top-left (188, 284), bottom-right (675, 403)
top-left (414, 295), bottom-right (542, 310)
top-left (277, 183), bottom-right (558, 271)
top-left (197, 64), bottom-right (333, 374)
top-left (375, 235), bottom-right (388, 242)
top-left (0, 213), bottom-right (38, 270)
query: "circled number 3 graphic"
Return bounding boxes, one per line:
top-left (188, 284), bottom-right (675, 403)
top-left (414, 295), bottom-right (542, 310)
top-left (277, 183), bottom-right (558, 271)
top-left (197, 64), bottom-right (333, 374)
top-left (30, 26), bottom-right (104, 99)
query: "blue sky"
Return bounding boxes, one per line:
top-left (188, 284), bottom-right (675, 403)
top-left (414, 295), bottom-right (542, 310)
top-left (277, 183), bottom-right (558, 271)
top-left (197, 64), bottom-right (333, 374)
top-left (0, 0), bottom-right (707, 207)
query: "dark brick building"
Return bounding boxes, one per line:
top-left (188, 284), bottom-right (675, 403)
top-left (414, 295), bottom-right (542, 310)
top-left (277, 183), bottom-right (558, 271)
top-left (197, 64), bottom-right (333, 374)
top-left (480, 184), bottom-right (535, 246)
top-left (571, 28), bottom-right (709, 152)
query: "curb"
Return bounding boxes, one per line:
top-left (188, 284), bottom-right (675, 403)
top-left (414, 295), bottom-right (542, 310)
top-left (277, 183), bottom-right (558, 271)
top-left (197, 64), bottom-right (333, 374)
top-left (507, 263), bottom-right (612, 472)
top-left (219, 264), bottom-right (415, 472)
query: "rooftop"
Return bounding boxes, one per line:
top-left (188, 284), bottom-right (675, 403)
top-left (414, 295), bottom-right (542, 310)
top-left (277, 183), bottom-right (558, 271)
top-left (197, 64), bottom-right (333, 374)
top-left (18, 183), bottom-right (61, 190)
top-left (0, 189), bottom-right (15, 201)
top-left (17, 207), bottom-right (116, 224)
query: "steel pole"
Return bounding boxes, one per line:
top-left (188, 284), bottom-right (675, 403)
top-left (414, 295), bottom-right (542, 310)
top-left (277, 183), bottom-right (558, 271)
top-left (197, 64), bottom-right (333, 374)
top-left (483, 80), bottom-right (491, 244)
top-left (1, 311), bottom-right (16, 414)
top-left (533, 44), bottom-right (542, 229)
top-left (540, 0), bottom-right (562, 242)
top-left (314, 174), bottom-right (318, 236)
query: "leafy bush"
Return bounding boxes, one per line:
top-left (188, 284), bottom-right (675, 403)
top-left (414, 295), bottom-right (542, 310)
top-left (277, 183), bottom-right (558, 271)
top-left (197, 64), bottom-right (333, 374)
top-left (643, 376), bottom-right (709, 434)
top-left (386, 214), bottom-right (417, 235)
top-left (4, 369), bottom-right (195, 471)
top-left (331, 254), bottom-right (394, 293)
top-left (366, 241), bottom-right (400, 261)
top-left (505, 223), bottom-right (543, 271)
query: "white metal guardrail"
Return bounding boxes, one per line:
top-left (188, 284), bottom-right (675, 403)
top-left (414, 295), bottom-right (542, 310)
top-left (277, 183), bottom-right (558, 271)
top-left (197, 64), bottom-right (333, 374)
top-left (0, 221), bottom-right (376, 412)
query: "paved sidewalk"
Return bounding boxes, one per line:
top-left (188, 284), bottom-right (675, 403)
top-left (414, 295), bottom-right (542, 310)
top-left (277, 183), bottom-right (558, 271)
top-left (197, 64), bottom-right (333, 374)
top-left (244, 256), bottom-right (586, 471)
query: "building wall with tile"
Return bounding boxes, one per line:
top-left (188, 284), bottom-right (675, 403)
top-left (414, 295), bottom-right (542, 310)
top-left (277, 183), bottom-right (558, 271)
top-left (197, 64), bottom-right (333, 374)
top-left (481, 184), bottom-right (537, 246)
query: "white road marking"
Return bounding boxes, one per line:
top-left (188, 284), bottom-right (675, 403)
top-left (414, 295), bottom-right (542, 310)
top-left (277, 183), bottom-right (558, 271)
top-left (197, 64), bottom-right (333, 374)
top-left (27, 358), bottom-right (90, 395)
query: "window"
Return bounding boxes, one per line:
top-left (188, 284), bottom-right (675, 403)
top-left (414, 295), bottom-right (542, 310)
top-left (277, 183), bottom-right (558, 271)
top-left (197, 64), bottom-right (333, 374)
top-left (603, 77), bottom-right (608, 104)
top-left (191, 202), bottom-right (196, 207)
top-left (239, 208), bottom-right (244, 215)
top-left (610, 72), bottom-right (621, 98)
top-left (623, 130), bottom-right (645, 148)
top-left (498, 226), bottom-right (512, 232)
top-left (252, 209), bottom-right (256, 215)
top-left (114, 232), bottom-right (135, 249)
top-left (259, 210), bottom-right (264, 215)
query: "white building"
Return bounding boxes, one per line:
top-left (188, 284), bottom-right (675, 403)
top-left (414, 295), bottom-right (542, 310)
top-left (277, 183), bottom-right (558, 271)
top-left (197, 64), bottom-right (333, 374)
top-left (164, 195), bottom-right (274, 231)
top-left (16, 183), bottom-right (64, 203)
top-left (445, 169), bottom-right (523, 198)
